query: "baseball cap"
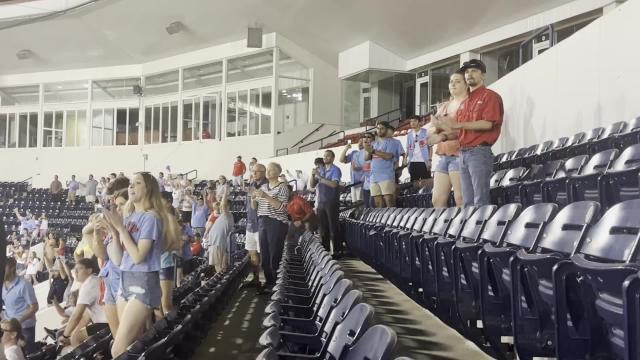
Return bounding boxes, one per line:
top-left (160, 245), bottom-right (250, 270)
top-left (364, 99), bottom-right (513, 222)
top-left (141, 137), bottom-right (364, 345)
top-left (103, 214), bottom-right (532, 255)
top-left (377, 121), bottom-right (395, 131)
top-left (460, 59), bottom-right (487, 73)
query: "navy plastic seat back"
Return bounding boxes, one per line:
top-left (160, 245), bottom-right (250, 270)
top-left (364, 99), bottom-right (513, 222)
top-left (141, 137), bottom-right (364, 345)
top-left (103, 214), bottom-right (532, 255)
top-left (499, 167), bottom-right (527, 186)
top-left (385, 208), bottom-right (406, 226)
top-left (411, 208), bottom-right (435, 232)
top-left (556, 155), bottom-right (589, 178)
top-left (316, 279), bottom-right (353, 325)
top-left (429, 207), bottom-right (460, 237)
top-left (502, 203), bottom-right (558, 249)
top-left (322, 290), bottom-right (363, 341)
top-left (445, 206), bottom-right (476, 239)
top-left (579, 149), bottom-right (618, 175)
top-left (326, 303), bottom-right (375, 359)
top-left (459, 205), bottom-right (498, 242)
top-left (577, 199), bottom-right (640, 262)
top-left (420, 208), bottom-right (445, 234)
top-left (403, 208), bottom-right (426, 230)
top-left (608, 143), bottom-right (640, 172)
top-left (396, 208), bottom-right (418, 229)
top-left (490, 170), bottom-right (508, 188)
top-left (343, 325), bottom-right (397, 360)
top-left (601, 121), bottom-right (627, 139)
top-left (390, 208), bottom-right (411, 228)
top-left (587, 127), bottom-right (605, 142)
top-left (568, 132), bottom-right (586, 146)
top-left (535, 201), bottom-right (601, 255)
top-left (478, 203), bottom-right (522, 243)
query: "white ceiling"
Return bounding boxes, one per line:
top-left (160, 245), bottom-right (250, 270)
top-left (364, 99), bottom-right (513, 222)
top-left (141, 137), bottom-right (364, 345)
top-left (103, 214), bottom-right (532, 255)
top-left (0, 0), bottom-right (577, 75)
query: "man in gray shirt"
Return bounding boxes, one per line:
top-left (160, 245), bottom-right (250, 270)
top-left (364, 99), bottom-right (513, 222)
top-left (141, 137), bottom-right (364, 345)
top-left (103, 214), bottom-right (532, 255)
top-left (81, 174), bottom-right (99, 204)
top-left (206, 197), bottom-right (235, 273)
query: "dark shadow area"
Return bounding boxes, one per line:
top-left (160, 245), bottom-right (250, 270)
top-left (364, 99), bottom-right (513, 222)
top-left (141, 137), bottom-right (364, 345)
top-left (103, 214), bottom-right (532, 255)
top-left (339, 259), bottom-right (495, 360)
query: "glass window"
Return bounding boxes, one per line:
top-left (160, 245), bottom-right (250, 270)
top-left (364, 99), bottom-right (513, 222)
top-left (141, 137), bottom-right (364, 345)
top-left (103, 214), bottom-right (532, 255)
top-left (261, 87), bottom-right (271, 135)
top-left (183, 61), bottom-right (223, 90)
top-left (144, 107), bottom-right (152, 144)
top-left (0, 114), bottom-right (6, 148)
top-left (556, 19), bottom-right (593, 43)
top-left (66, 111), bottom-right (78, 147)
top-left (279, 50), bottom-right (310, 79)
top-left (0, 85), bottom-right (40, 106)
top-left (226, 92), bottom-right (237, 137)
top-left (169, 102), bottom-right (177, 143)
top-left (0, 86), bottom-right (36, 107)
top-left (128, 108), bottom-right (139, 145)
top-left (430, 62), bottom-right (459, 107)
top-left (194, 99), bottom-right (201, 141)
top-left (237, 92), bottom-right (247, 136)
top-left (18, 113), bottom-right (28, 148)
top-left (152, 105), bottom-right (160, 144)
top-left (28, 112), bottom-right (38, 148)
top-left (43, 111), bottom-right (63, 147)
top-left (7, 114), bottom-right (17, 148)
top-left (227, 51), bottom-right (274, 83)
top-left (103, 108), bottom-right (114, 146)
top-left (161, 105), bottom-right (169, 143)
top-left (144, 70), bottom-right (179, 97)
top-left (481, 43), bottom-right (521, 81)
top-left (91, 108), bottom-right (114, 146)
top-left (93, 78), bottom-right (141, 101)
top-left (202, 96), bottom-right (217, 140)
top-left (116, 108), bottom-right (128, 146)
top-left (278, 78), bottom-right (310, 131)
top-left (182, 99), bottom-right (194, 142)
top-left (44, 81), bottom-right (88, 104)
top-left (249, 89), bottom-right (260, 135)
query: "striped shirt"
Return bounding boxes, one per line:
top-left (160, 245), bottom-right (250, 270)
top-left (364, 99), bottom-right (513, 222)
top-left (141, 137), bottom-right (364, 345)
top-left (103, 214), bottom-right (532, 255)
top-left (257, 182), bottom-right (290, 224)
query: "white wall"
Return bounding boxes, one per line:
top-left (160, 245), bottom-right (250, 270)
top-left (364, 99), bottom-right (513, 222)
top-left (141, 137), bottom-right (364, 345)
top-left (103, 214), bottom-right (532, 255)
top-left (1, 135), bottom-right (273, 188)
top-left (490, 0), bottom-right (640, 154)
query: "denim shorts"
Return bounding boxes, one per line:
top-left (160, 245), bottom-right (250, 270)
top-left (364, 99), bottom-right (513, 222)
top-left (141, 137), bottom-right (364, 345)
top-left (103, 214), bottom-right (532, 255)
top-left (118, 271), bottom-right (162, 309)
top-left (159, 266), bottom-right (175, 281)
top-left (435, 155), bottom-right (460, 174)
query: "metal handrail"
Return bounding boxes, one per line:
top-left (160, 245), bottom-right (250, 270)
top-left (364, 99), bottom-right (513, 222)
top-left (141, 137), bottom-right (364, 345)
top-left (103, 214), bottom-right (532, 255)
top-left (298, 130), bottom-right (345, 153)
top-left (182, 169), bottom-right (198, 181)
top-left (19, 177), bottom-right (33, 184)
top-left (276, 147), bottom-right (289, 156)
top-left (362, 108), bottom-right (404, 130)
top-left (290, 124), bottom-right (325, 149)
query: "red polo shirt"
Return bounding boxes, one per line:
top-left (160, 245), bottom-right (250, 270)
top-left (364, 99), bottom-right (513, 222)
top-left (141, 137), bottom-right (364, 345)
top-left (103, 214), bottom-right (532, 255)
top-left (456, 86), bottom-right (504, 147)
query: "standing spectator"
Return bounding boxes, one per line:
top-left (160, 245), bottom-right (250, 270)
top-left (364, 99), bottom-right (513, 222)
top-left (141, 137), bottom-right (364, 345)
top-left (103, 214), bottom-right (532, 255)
top-left (443, 59), bottom-right (503, 207)
top-left (81, 175), bottom-right (99, 203)
top-left (1, 318), bottom-right (26, 360)
top-left (232, 156), bottom-right (247, 188)
top-left (252, 162), bottom-right (290, 292)
top-left (49, 175), bottom-right (63, 202)
top-left (248, 157), bottom-right (258, 181)
top-left (431, 71), bottom-right (468, 208)
top-left (206, 197), bottom-right (235, 273)
top-left (216, 176), bottom-right (231, 201)
top-left (24, 252), bottom-right (40, 285)
top-left (180, 188), bottom-right (195, 224)
top-left (191, 196), bottom-right (209, 236)
top-left (96, 177), bottom-right (108, 201)
top-left (158, 172), bottom-right (166, 192)
top-left (46, 258), bottom-right (69, 305)
top-left (243, 163), bottom-right (267, 288)
top-left (57, 258), bottom-right (108, 349)
top-left (66, 175), bottom-right (79, 205)
top-left (403, 115), bottom-right (447, 189)
top-left (339, 138), bottom-right (366, 203)
top-left (310, 150), bottom-right (342, 255)
top-left (101, 173), bottom-right (181, 358)
top-left (38, 214), bottom-right (48, 240)
top-left (287, 170), bottom-right (307, 194)
top-left (364, 121), bottom-right (405, 208)
top-left (361, 133), bottom-right (374, 208)
top-left (2, 257), bottom-right (38, 354)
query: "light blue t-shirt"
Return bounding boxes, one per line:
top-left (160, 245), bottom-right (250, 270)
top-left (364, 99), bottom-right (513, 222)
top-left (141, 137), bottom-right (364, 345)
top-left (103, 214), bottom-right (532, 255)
top-left (2, 277), bottom-right (38, 328)
top-left (191, 203), bottom-right (209, 228)
top-left (120, 211), bottom-right (163, 272)
top-left (208, 212), bottom-right (235, 252)
top-left (370, 138), bottom-right (405, 183)
top-left (317, 164), bottom-right (342, 204)
top-left (346, 150), bottom-right (367, 184)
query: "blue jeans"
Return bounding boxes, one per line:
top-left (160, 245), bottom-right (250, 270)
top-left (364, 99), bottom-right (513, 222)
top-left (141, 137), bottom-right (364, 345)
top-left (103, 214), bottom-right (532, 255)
top-left (460, 146), bottom-right (493, 207)
top-left (23, 326), bottom-right (36, 354)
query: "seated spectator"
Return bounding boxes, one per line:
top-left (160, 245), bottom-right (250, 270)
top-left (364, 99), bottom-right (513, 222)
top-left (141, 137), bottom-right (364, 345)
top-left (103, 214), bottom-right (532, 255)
top-left (46, 258), bottom-right (69, 305)
top-left (1, 318), bottom-right (26, 360)
top-left (206, 197), bottom-right (235, 273)
top-left (58, 258), bottom-right (108, 349)
top-left (286, 185), bottom-right (316, 242)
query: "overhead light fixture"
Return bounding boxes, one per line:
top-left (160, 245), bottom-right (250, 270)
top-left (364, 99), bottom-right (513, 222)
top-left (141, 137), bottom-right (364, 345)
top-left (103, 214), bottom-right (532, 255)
top-left (165, 21), bottom-right (184, 35)
top-left (16, 49), bottom-right (33, 60)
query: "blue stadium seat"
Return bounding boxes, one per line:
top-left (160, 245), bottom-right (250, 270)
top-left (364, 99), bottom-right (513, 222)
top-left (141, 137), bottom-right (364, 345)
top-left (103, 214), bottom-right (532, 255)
top-left (518, 160), bottom-right (563, 207)
top-left (614, 116), bottom-right (640, 151)
top-left (510, 201), bottom-right (600, 360)
top-left (342, 325), bottom-right (397, 360)
top-left (596, 143), bottom-right (640, 209)
top-left (563, 126), bottom-right (604, 159)
top-left (565, 148), bottom-right (619, 203)
top-left (478, 203), bottom-right (559, 359)
top-left (492, 167), bottom-right (528, 206)
top-left (540, 155), bottom-right (590, 206)
top-left (553, 199), bottom-right (640, 359)
top-left (452, 203), bottom-right (521, 349)
top-left (587, 121), bottom-right (628, 155)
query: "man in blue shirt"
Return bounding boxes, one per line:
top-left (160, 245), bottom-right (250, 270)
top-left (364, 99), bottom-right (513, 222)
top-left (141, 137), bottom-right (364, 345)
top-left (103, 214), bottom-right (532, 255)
top-left (310, 150), bottom-right (343, 256)
top-left (2, 257), bottom-right (38, 354)
top-left (339, 137), bottom-right (366, 204)
top-left (364, 121), bottom-right (405, 208)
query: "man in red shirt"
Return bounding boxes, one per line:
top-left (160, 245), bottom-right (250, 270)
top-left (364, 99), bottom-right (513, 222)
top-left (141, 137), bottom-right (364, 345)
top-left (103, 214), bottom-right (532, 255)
top-left (444, 59), bottom-right (503, 206)
top-left (232, 155), bottom-right (247, 189)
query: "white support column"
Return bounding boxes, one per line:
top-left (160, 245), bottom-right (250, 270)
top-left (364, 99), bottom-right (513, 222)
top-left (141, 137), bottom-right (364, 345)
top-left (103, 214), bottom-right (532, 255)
top-left (272, 47), bottom-right (279, 155)
top-left (221, 58), bottom-right (227, 141)
top-left (177, 68), bottom-right (184, 143)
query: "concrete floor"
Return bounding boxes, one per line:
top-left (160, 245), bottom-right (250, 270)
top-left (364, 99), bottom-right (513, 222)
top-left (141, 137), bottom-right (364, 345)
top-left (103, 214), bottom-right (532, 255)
top-left (193, 259), bottom-right (494, 360)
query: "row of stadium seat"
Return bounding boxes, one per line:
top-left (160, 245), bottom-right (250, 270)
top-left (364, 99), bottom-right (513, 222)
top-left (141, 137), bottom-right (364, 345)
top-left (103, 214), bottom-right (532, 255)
top-left (341, 200), bottom-right (640, 360)
top-left (256, 232), bottom-right (406, 360)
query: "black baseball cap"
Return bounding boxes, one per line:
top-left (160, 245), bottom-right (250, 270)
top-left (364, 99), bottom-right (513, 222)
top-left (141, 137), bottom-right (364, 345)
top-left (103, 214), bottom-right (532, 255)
top-left (460, 59), bottom-right (486, 73)
top-left (377, 121), bottom-right (395, 131)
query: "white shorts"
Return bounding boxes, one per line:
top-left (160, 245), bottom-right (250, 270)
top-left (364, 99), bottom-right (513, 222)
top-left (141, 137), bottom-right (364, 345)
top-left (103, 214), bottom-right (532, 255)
top-left (245, 231), bottom-right (260, 252)
top-left (350, 185), bottom-right (363, 202)
top-left (370, 180), bottom-right (396, 196)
